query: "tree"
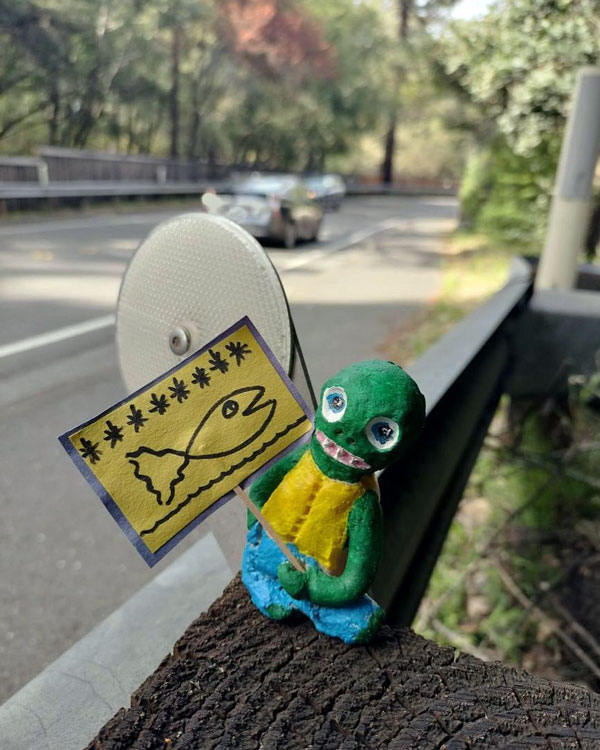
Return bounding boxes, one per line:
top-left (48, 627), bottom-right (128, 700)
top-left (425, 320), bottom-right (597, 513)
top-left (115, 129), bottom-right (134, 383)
top-left (0, 0), bottom-right (73, 144)
top-left (442, 0), bottom-right (599, 157)
top-left (380, 0), bottom-right (458, 184)
top-left (220, 0), bottom-right (335, 81)
top-left (441, 0), bottom-right (600, 240)
top-left (0, 0), bottom-right (394, 171)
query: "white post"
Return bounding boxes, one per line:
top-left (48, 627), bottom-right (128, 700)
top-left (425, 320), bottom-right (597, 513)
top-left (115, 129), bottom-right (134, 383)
top-left (37, 161), bottom-right (49, 186)
top-left (156, 165), bottom-right (167, 184)
top-left (536, 68), bottom-right (600, 291)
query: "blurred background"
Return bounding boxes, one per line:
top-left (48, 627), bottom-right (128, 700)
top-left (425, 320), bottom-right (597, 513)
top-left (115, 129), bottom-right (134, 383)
top-left (1, 0), bottom-right (600, 710)
top-left (0, 0), bottom-right (473, 181)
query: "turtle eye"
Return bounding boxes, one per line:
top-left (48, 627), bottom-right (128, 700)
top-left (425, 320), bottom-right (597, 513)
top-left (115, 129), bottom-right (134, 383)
top-left (365, 417), bottom-right (400, 451)
top-left (322, 386), bottom-right (347, 422)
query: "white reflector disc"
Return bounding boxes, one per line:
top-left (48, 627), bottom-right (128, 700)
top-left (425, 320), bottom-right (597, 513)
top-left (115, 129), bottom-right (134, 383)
top-left (116, 213), bottom-right (292, 392)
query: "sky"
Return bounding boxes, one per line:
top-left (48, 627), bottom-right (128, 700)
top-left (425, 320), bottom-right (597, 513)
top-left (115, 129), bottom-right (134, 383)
top-left (452, 0), bottom-right (494, 19)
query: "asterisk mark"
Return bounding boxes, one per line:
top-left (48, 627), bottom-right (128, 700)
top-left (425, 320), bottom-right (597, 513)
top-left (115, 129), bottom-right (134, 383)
top-left (191, 367), bottom-right (211, 388)
top-left (79, 438), bottom-right (101, 464)
top-left (149, 393), bottom-right (170, 415)
top-left (126, 404), bottom-right (148, 433)
top-left (225, 340), bottom-right (251, 366)
top-left (103, 421), bottom-right (124, 448)
top-left (169, 377), bottom-right (190, 403)
top-left (208, 349), bottom-right (229, 373)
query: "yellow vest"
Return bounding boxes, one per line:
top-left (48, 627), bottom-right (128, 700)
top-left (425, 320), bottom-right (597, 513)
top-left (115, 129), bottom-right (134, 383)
top-left (261, 449), bottom-right (376, 575)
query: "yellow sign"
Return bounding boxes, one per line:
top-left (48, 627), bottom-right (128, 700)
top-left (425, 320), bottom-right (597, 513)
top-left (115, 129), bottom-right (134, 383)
top-left (59, 317), bottom-right (312, 565)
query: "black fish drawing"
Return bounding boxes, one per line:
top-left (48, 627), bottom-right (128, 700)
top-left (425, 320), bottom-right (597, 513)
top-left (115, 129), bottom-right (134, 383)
top-left (127, 386), bottom-right (276, 508)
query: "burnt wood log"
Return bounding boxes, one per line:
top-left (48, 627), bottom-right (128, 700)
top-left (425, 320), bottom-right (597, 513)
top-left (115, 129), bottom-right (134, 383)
top-left (88, 577), bottom-right (600, 749)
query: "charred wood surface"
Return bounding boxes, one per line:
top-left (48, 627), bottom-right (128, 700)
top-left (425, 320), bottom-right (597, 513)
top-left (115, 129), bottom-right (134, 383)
top-left (87, 577), bottom-right (600, 749)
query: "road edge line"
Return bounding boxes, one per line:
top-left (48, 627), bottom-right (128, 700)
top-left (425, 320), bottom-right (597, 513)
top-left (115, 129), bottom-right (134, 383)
top-left (281, 219), bottom-right (398, 273)
top-left (0, 314), bottom-right (115, 359)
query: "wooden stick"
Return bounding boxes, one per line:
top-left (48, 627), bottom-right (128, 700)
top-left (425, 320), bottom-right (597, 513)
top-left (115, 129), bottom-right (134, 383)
top-left (493, 555), bottom-right (600, 681)
top-left (234, 485), bottom-right (305, 573)
top-left (549, 594), bottom-right (600, 663)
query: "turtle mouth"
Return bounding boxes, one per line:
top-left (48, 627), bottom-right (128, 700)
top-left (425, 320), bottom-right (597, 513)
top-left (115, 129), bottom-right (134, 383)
top-left (315, 429), bottom-right (371, 471)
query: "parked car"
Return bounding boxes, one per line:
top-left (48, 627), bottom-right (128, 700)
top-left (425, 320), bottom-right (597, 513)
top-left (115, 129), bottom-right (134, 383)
top-left (213, 174), bottom-right (323, 248)
top-left (304, 174), bottom-right (346, 211)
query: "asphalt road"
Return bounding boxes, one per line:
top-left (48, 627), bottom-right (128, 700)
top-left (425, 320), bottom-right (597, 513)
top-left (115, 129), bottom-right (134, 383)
top-left (0, 195), bottom-right (457, 703)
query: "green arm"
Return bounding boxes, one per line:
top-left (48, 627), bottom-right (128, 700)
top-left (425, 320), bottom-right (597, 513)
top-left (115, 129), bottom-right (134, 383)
top-left (278, 489), bottom-right (384, 606)
top-left (246, 443), bottom-right (307, 528)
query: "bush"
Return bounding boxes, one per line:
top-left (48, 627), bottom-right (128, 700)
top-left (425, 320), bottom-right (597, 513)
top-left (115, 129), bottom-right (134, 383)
top-left (459, 139), bottom-right (555, 248)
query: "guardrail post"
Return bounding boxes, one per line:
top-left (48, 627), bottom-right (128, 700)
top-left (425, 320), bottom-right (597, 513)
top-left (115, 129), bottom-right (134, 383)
top-left (37, 161), bottom-right (49, 186)
top-left (536, 67), bottom-right (600, 291)
top-left (156, 165), bottom-right (167, 184)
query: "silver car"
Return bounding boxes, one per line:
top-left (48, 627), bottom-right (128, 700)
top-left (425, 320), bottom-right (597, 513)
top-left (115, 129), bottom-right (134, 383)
top-left (215, 174), bottom-right (323, 248)
top-left (304, 174), bottom-right (346, 211)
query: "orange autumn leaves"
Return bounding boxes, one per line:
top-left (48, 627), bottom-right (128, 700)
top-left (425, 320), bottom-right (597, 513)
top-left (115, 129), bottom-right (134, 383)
top-left (220, 0), bottom-right (336, 81)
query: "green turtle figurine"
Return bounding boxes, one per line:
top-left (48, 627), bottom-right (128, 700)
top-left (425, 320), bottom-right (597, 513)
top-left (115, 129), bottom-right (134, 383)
top-left (241, 359), bottom-right (425, 644)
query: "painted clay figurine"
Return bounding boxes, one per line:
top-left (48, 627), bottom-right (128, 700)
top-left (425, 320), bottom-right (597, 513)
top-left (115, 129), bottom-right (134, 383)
top-left (242, 360), bottom-right (425, 644)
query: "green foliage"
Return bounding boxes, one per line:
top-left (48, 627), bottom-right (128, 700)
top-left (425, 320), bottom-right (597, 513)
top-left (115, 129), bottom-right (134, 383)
top-left (417, 386), bottom-right (600, 683)
top-left (443, 0), bottom-right (600, 246)
top-left (460, 139), bottom-right (554, 244)
top-left (390, 226), bottom-right (600, 684)
top-left (391, 41), bottom-right (475, 181)
top-left (0, 0), bottom-right (394, 168)
top-left (458, 149), bottom-right (491, 226)
top-left (443, 0), bottom-right (599, 157)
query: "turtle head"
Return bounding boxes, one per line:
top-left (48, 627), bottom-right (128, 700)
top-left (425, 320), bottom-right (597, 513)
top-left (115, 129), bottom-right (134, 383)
top-left (311, 360), bottom-right (425, 481)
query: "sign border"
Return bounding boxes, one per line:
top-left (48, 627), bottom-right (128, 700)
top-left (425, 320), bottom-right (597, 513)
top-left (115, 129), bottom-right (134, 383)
top-left (58, 316), bottom-right (313, 566)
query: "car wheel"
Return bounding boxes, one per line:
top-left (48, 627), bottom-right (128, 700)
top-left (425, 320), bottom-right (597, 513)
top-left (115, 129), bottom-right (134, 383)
top-left (283, 221), bottom-right (297, 249)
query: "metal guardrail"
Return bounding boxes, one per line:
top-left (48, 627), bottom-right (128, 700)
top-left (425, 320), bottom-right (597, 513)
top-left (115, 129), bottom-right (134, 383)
top-left (38, 146), bottom-right (212, 183)
top-left (507, 264), bottom-right (600, 398)
top-left (374, 257), bottom-right (533, 623)
top-left (0, 261), bottom-right (535, 747)
top-left (0, 147), bottom-right (289, 187)
top-left (3, 258), bottom-right (599, 749)
top-left (0, 146), bottom-right (457, 204)
top-left (375, 260), bottom-right (600, 625)
top-left (0, 180), bottom-right (457, 207)
top-left (0, 156), bottom-right (47, 184)
top-left (0, 179), bottom-right (218, 200)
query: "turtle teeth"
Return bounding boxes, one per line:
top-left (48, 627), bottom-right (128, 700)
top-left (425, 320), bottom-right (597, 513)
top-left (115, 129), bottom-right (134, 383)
top-left (315, 430), bottom-right (371, 471)
top-left (338, 448), bottom-right (351, 462)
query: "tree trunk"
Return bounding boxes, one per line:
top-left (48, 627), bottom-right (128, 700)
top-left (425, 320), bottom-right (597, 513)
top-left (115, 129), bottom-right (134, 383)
top-left (380, 0), bottom-right (412, 185)
top-left (399, 0), bottom-right (411, 39)
top-left (48, 83), bottom-right (60, 145)
top-left (187, 78), bottom-right (200, 160)
top-left (380, 111), bottom-right (396, 185)
top-left (126, 109), bottom-right (135, 154)
top-left (169, 24), bottom-right (182, 159)
top-left (87, 576), bottom-right (600, 749)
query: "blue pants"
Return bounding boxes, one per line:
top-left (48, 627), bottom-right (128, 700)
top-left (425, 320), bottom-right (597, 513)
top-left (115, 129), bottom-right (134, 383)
top-left (241, 523), bottom-right (384, 644)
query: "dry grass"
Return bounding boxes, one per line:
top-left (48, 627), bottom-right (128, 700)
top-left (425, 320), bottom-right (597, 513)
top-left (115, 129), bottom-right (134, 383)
top-left (380, 231), bottom-right (512, 364)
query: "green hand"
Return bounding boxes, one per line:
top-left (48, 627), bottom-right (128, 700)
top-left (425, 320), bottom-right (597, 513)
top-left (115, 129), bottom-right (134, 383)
top-left (277, 562), bottom-right (308, 599)
top-left (305, 491), bottom-right (383, 606)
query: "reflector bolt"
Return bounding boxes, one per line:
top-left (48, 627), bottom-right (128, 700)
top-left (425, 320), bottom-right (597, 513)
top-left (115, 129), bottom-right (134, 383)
top-left (169, 326), bottom-right (191, 356)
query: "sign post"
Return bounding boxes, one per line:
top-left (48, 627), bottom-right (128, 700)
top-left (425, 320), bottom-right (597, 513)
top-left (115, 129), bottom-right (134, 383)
top-left (536, 68), bottom-right (600, 291)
